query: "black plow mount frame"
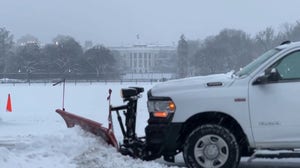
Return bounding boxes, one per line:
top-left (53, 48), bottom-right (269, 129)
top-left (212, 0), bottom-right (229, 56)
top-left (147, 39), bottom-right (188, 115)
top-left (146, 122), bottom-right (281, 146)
top-left (55, 86), bottom-right (154, 160)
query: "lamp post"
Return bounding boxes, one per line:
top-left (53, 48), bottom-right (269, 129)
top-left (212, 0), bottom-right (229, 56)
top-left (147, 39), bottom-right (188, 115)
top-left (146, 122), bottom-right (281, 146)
top-left (27, 69), bottom-right (31, 84)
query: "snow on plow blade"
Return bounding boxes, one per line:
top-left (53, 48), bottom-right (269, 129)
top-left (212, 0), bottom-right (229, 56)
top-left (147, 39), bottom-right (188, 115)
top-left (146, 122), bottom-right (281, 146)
top-left (55, 109), bottom-right (118, 148)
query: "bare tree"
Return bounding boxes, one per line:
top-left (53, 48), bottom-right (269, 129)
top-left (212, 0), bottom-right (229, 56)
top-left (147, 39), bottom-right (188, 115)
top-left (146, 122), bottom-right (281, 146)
top-left (16, 42), bottom-right (41, 74)
top-left (52, 35), bottom-right (83, 74)
top-left (193, 29), bottom-right (254, 75)
top-left (83, 45), bottom-right (116, 78)
top-left (255, 27), bottom-right (278, 54)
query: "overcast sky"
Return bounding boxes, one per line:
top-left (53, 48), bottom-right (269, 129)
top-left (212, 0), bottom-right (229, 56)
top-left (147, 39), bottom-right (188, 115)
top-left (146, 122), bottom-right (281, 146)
top-left (1, 0), bottom-right (300, 46)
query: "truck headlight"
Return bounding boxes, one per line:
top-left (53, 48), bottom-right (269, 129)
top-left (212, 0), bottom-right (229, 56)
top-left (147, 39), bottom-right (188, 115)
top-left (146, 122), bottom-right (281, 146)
top-left (147, 100), bottom-right (176, 118)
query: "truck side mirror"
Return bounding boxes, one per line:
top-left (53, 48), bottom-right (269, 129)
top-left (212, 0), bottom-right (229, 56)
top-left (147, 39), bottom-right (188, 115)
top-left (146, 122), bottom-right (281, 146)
top-left (253, 68), bottom-right (280, 85)
top-left (253, 75), bottom-right (268, 85)
top-left (267, 68), bottom-right (281, 81)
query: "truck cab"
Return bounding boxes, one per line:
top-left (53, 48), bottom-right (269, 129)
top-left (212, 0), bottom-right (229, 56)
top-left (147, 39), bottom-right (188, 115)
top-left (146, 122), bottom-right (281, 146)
top-left (146, 41), bottom-right (300, 168)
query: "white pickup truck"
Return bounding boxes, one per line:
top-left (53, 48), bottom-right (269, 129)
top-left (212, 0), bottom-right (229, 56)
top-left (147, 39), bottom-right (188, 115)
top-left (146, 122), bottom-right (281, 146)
top-left (146, 41), bottom-right (300, 167)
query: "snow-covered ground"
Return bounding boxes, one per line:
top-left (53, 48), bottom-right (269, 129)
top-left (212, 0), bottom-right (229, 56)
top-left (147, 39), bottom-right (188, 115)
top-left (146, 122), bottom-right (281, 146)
top-left (0, 82), bottom-right (299, 168)
top-left (0, 82), bottom-right (181, 168)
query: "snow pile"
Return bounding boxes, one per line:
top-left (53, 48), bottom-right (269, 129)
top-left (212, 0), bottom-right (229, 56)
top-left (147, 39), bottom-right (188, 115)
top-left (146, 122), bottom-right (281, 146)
top-left (0, 125), bottom-right (177, 168)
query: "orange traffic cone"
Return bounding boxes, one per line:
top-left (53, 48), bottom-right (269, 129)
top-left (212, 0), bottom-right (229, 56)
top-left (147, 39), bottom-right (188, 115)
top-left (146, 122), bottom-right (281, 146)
top-left (6, 94), bottom-right (12, 112)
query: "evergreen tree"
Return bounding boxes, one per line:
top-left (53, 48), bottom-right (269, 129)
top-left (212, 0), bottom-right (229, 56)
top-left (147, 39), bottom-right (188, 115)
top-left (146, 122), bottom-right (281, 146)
top-left (0, 28), bottom-right (14, 73)
top-left (177, 34), bottom-right (188, 78)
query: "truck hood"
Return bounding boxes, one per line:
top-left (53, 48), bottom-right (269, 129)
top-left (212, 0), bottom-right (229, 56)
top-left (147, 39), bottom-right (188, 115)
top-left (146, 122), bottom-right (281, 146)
top-left (151, 73), bottom-right (235, 97)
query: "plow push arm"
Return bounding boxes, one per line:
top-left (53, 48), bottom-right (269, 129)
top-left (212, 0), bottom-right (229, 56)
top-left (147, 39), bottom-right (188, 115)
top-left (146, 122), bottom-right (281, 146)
top-left (110, 87), bottom-right (149, 158)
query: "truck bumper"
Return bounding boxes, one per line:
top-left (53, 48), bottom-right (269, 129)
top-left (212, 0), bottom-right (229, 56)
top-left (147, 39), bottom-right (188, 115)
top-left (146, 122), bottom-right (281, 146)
top-left (145, 122), bottom-right (183, 161)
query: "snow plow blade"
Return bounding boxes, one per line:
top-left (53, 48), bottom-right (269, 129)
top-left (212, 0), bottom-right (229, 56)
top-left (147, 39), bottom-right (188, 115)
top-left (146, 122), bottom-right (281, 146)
top-left (55, 109), bottom-right (118, 148)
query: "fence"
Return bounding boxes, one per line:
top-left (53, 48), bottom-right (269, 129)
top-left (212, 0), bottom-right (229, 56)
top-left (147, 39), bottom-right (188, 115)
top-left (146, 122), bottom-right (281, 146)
top-left (0, 72), bottom-right (172, 84)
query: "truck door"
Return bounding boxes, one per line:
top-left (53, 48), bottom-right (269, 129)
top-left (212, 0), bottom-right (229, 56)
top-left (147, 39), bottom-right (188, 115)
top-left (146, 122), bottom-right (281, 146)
top-left (249, 50), bottom-right (300, 148)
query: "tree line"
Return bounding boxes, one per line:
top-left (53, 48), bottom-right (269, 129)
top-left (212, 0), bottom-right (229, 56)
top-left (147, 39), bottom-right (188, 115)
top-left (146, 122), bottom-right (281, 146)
top-left (177, 21), bottom-right (300, 77)
top-left (2, 20), bottom-right (300, 81)
top-left (0, 29), bottom-right (118, 80)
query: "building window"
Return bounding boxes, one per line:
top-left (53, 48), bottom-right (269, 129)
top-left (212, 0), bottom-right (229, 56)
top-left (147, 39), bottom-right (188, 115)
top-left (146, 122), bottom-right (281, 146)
top-left (139, 59), bottom-right (142, 68)
top-left (148, 53), bottom-right (152, 67)
top-left (144, 58), bottom-right (147, 68)
top-left (130, 54), bottom-right (132, 67)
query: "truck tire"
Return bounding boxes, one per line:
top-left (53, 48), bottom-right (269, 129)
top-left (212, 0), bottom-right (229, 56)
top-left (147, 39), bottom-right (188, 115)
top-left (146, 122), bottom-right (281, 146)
top-left (183, 124), bottom-right (240, 168)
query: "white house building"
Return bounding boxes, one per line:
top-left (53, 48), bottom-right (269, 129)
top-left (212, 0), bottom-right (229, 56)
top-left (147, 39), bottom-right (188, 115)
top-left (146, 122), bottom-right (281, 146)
top-left (110, 44), bottom-right (176, 74)
top-left (110, 44), bottom-right (176, 81)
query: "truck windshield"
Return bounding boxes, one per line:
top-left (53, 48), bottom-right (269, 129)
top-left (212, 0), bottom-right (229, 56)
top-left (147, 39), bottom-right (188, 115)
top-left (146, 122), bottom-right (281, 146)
top-left (235, 48), bottom-right (281, 77)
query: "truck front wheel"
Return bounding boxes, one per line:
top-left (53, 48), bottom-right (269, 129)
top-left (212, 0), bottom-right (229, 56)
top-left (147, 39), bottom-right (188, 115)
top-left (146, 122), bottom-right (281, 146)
top-left (183, 124), bottom-right (240, 168)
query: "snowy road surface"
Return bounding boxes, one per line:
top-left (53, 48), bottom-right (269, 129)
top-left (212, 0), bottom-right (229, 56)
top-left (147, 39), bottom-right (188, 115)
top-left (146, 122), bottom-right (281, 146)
top-left (239, 160), bottom-right (300, 168)
top-left (0, 83), bottom-right (300, 168)
top-left (163, 157), bottom-right (300, 168)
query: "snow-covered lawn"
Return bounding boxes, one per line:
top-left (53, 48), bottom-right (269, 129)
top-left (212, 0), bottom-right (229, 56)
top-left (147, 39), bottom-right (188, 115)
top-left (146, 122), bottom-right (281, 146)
top-left (0, 82), bottom-right (180, 168)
